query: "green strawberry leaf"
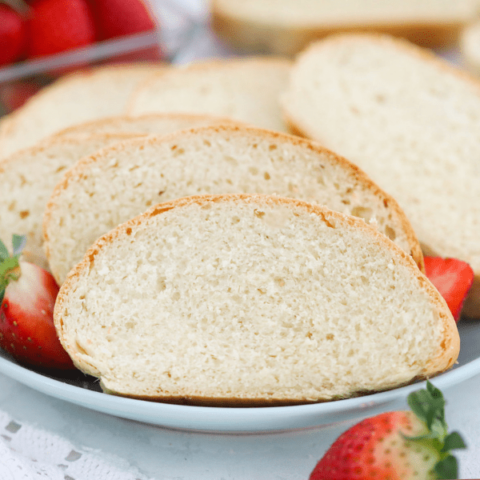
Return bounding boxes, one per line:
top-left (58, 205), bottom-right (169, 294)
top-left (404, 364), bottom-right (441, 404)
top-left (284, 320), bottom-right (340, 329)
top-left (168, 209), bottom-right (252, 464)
top-left (442, 432), bottom-right (467, 452)
top-left (408, 381), bottom-right (446, 433)
top-left (434, 455), bottom-right (458, 480)
top-left (12, 234), bottom-right (26, 256)
top-left (0, 239), bottom-right (9, 262)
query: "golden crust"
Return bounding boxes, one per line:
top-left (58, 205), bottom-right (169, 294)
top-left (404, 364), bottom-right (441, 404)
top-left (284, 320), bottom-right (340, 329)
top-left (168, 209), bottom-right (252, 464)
top-left (54, 193), bottom-right (458, 406)
top-left (211, 0), bottom-right (466, 56)
top-left (52, 113), bottom-right (243, 139)
top-left (43, 124), bottom-right (424, 273)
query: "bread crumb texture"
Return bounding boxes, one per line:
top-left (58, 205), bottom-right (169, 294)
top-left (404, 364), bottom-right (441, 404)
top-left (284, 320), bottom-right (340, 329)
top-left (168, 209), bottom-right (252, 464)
top-left (56, 196), bottom-right (456, 404)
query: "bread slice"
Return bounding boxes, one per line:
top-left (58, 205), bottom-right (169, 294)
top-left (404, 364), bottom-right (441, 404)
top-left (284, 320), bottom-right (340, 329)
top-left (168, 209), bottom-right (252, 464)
top-left (44, 125), bottom-right (422, 285)
top-left (53, 113), bottom-right (241, 139)
top-left (54, 194), bottom-right (458, 406)
top-left (0, 134), bottom-right (143, 269)
top-left (0, 64), bottom-right (166, 159)
top-left (212, 0), bottom-right (477, 56)
top-left (461, 21), bottom-right (480, 75)
top-left (128, 58), bottom-right (291, 132)
top-left (283, 34), bottom-right (480, 317)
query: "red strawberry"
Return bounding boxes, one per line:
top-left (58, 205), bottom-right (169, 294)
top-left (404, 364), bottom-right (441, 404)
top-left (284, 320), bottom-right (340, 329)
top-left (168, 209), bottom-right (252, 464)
top-left (88, 0), bottom-right (156, 41)
top-left (0, 235), bottom-right (75, 371)
top-left (0, 3), bottom-right (27, 67)
top-left (27, 0), bottom-right (96, 58)
top-left (424, 257), bottom-right (474, 322)
top-left (310, 381), bottom-right (466, 480)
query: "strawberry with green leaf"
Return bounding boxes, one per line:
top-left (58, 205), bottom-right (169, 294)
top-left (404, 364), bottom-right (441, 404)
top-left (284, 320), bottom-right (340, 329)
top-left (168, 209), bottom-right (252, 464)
top-left (0, 235), bottom-right (75, 371)
top-left (310, 381), bottom-right (466, 480)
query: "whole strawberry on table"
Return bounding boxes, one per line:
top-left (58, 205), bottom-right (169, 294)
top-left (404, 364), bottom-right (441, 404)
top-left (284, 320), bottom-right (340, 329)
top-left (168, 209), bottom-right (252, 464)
top-left (0, 234), bottom-right (75, 371)
top-left (309, 381), bottom-right (466, 480)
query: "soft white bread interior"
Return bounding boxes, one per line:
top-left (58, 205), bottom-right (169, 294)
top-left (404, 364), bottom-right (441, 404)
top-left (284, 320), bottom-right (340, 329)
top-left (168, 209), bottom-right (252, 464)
top-left (461, 21), bottom-right (480, 75)
top-left (53, 113), bottom-right (242, 139)
top-left (0, 134), bottom-right (142, 269)
top-left (283, 34), bottom-right (480, 317)
top-left (43, 125), bottom-right (422, 285)
top-left (0, 64), bottom-right (166, 159)
top-left (128, 58), bottom-right (291, 132)
top-left (212, 0), bottom-right (479, 56)
top-left (54, 195), bottom-right (459, 406)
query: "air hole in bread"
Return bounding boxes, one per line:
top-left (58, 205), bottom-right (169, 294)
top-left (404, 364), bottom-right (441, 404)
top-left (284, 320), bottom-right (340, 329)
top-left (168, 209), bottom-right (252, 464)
top-left (351, 206), bottom-right (373, 222)
top-left (224, 155), bottom-right (238, 166)
top-left (385, 226), bottom-right (397, 241)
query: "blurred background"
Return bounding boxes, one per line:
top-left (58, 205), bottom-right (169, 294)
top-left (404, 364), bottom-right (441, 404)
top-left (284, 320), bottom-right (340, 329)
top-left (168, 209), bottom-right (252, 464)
top-left (0, 0), bottom-right (478, 116)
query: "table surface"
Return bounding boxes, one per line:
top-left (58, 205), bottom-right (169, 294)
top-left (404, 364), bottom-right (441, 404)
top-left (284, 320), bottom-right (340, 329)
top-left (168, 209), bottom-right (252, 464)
top-left (1, 372), bottom-right (479, 479)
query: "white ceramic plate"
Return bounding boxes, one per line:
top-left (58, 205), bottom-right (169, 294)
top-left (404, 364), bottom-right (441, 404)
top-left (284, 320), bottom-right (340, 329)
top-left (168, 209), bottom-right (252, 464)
top-left (0, 320), bottom-right (479, 433)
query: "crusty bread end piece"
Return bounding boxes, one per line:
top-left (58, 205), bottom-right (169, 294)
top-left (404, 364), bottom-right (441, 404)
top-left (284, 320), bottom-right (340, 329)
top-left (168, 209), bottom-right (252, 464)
top-left (54, 194), bottom-right (459, 406)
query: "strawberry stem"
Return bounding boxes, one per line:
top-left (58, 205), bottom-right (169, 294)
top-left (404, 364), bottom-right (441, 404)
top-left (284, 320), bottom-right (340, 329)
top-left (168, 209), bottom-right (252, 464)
top-left (405, 381), bottom-right (466, 479)
top-left (0, 235), bottom-right (26, 305)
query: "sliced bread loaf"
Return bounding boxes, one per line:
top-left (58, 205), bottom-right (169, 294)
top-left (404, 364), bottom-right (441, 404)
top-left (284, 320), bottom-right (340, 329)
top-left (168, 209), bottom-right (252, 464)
top-left (0, 134), bottom-right (143, 269)
top-left (0, 64), bottom-right (166, 159)
top-left (283, 34), bottom-right (480, 317)
top-left (212, 0), bottom-right (478, 56)
top-left (54, 194), bottom-right (458, 405)
top-left (53, 113), bottom-right (241, 139)
top-left (43, 125), bottom-right (422, 285)
top-left (128, 58), bottom-right (291, 132)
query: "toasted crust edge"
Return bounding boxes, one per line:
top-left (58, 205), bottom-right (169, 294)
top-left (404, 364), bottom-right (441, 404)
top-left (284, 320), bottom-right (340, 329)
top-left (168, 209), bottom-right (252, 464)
top-left (54, 193), bottom-right (458, 406)
top-left (52, 113), bottom-right (244, 139)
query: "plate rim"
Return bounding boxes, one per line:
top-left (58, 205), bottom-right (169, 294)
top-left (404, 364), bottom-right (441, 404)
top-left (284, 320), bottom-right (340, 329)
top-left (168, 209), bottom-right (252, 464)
top-left (1, 351), bottom-right (479, 433)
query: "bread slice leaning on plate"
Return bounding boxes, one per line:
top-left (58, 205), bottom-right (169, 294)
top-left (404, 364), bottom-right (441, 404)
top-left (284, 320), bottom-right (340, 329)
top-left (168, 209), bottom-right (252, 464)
top-left (43, 125), bottom-right (423, 285)
top-left (54, 195), bottom-right (459, 406)
top-left (0, 134), bottom-right (143, 269)
top-left (0, 63), bottom-right (166, 159)
top-left (127, 57), bottom-right (291, 132)
top-left (283, 33), bottom-right (480, 317)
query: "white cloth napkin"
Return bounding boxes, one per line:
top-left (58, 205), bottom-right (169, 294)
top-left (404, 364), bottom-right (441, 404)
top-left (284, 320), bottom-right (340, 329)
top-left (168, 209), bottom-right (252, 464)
top-left (0, 410), bottom-right (152, 480)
